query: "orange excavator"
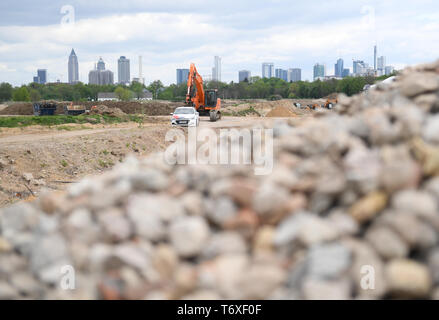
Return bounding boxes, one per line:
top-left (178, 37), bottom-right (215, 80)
top-left (185, 63), bottom-right (221, 121)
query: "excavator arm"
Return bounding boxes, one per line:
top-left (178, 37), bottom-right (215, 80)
top-left (186, 63), bottom-right (205, 110)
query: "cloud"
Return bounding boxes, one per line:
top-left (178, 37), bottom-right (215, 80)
top-left (0, 0), bottom-right (438, 85)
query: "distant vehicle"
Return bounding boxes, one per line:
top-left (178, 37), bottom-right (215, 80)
top-left (33, 102), bottom-right (57, 116)
top-left (171, 107), bottom-right (199, 127)
top-left (364, 76), bottom-right (397, 91)
top-left (322, 98), bottom-right (337, 109)
top-left (64, 102), bottom-right (87, 116)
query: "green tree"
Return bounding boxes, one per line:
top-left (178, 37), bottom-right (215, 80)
top-left (0, 82), bottom-right (13, 102)
top-left (147, 80), bottom-right (164, 99)
top-left (114, 86), bottom-right (132, 101)
top-left (12, 86), bottom-right (30, 102)
top-left (29, 89), bottom-right (41, 102)
top-left (130, 82), bottom-right (145, 100)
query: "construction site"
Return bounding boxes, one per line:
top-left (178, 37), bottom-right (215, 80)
top-left (1, 59), bottom-right (439, 302)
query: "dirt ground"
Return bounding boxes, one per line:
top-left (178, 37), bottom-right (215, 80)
top-left (0, 121), bottom-right (171, 206)
top-left (0, 99), bottom-right (325, 206)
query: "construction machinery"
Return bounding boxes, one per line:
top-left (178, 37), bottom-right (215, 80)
top-left (322, 98), bottom-right (338, 109)
top-left (185, 63), bottom-right (221, 122)
top-left (33, 102), bottom-right (57, 116)
top-left (64, 102), bottom-right (87, 116)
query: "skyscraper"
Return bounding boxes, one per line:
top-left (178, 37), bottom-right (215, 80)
top-left (97, 57), bottom-right (105, 71)
top-left (275, 69), bottom-right (288, 81)
top-left (177, 69), bottom-right (190, 85)
top-left (68, 49), bottom-right (79, 84)
top-left (353, 60), bottom-right (368, 76)
top-left (342, 68), bottom-right (350, 78)
top-left (118, 56), bottom-right (130, 85)
top-left (385, 66), bottom-right (394, 75)
top-left (212, 56), bottom-right (221, 82)
top-left (37, 69), bottom-right (47, 84)
top-left (238, 70), bottom-right (251, 82)
top-left (262, 62), bottom-right (274, 78)
top-left (377, 56), bottom-right (386, 75)
top-left (88, 58), bottom-right (114, 85)
top-left (374, 45), bottom-right (377, 71)
top-left (288, 68), bottom-right (301, 82)
top-left (313, 63), bottom-right (325, 80)
top-left (334, 58), bottom-right (344, 78)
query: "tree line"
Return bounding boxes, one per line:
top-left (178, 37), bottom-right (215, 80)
top-left (0, 74), bottom-right (395, 103)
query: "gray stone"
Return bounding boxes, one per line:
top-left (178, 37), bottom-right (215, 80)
top-left (302, 278), bottom-right (351, 300)
top-left (0, 203), bottom-right (39, 239)
top-left (29, 233), bottom-right (70, 284)
top-left (98, 208), bottom-right (132, 241)
top-left (169, 216), bottom-right (210, 257)
top-left (0, 281), bottom-right (19, 299)
top-left (400, 72), bottom-right (439, 97)
top-left (22, 172), bottom-right (34, 182)
top-left (206, 254), bottom-right (248, 299)
top-left (128, 168), bottom-right (169, 192)
top-left (366, 227), bottom-right (409, 259)
top-left (10, 272), bottom-right (42, 297)
top-left (126, 195), bottom-right (166, 241)
top-left (112, 243), bottom-right (150, 270)
top-left (392, 190), bottom-right (439, 227)
top-left (307, 243), bottom-right (351, 279)
top-left (423, 115), bottom-right (439, 144)
top-left (273, 212), bottom-right (338, 247)
top-left (428, 249), bottom-right (439, 285)
top-left (202, 232), bottom-right (247, 259)
top-left (238, 263), bottom-right (286, 299)
top-left (252, 183), bottom-right (290, 218)
top-left (180, 191), bottom-right (205, 216)
top-left (205, 196), bottom-right (238, 226)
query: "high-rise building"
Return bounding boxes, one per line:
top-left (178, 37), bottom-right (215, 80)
top-left (118, 56), bottom-right (130, 85)
top-left (374, 45), bottom-right (377, 71)
top-left (68, 49), bottom-right (79, 84)
top-left (377, 56), bottom-right (386, 71)
top-left (262, 62), bottom-right (274, 78)
top-left (335, 58), bottom-right (344, 78)
top-left (313, 63), bottom-right (325, 80)
top-left (275, 68), bottom-right (288, 81)
top-left (88, 58), bottom-right (114, 85)
top-left (342, 68), bottom-right (350, 78)
top-left (37, 69), bottom-right (47, 84)
top-left (238, 70), bottom-right (251, 82)
top-left (353, 60), bottom-right (368, 76)
top-left (97, 57), bottom-right (105, 71)
top-left (385, 66), bottom-right (394, 75)
top-left (287, 68), bottom-right (301, 82)
top-left (177, 69), bottom-right (190, 85)
top-left (212, 56), bottom-right (221, 82)
top-left (33, 76), bottom-right (40, 83)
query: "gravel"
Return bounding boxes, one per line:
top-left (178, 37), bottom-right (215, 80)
top-left (1, 59), bottom-right (439, 299)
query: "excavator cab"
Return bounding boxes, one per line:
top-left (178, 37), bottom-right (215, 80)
top-left (205, 89), bottom-right (218, 108)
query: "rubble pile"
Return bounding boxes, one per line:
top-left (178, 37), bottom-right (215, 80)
top-left (89, 105), bottom-right (125, 117)
top-left (1, 60), bottom-right (439, 299)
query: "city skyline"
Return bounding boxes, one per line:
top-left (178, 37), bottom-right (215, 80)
top-left (1, 0), bottom-right (435, 86)
top-left (34, 44), bottom-right (393, 87)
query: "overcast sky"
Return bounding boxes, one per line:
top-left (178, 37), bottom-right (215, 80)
top-left (0, 0), bottom-right (438, 86)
